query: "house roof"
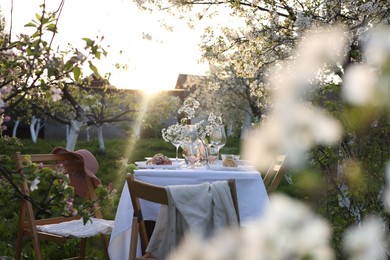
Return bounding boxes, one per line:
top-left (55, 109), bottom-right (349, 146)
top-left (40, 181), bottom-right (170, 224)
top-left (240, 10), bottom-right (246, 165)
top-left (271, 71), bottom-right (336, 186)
top-left (175, 73), bottom-right (205, 90)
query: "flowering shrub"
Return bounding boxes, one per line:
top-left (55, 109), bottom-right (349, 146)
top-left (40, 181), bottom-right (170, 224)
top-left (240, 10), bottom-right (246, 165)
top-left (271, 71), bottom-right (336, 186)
top-left (20, 159), bottom-right (78, 218)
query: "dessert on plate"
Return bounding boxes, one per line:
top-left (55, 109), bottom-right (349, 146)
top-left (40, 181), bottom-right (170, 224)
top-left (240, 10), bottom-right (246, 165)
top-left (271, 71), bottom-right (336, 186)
top-left (222, 158), bottom-right (237, 167)
top-left (146, 153), bottom-right (172, 165)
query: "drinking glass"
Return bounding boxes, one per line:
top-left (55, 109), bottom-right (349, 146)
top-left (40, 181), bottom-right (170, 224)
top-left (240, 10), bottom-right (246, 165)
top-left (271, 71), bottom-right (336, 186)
top-left (181, 125), bottom-right (200, 167)
top-left (209, 125), bottom-right (226, 159)
top-left (181, 143), bottom-right (201, 168)
top-left (171, 138), bottom-right (181, 163)
top-left (207, 144), bottom-right (219, 164)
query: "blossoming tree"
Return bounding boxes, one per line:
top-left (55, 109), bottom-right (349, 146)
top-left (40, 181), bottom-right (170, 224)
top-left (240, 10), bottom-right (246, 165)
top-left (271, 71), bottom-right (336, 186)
top-left (135, 0), bottom-right (390, 258)
top-left (0, 3), bottom-right (137, 151)
top-left (135, 0), bottom-right (389, 135)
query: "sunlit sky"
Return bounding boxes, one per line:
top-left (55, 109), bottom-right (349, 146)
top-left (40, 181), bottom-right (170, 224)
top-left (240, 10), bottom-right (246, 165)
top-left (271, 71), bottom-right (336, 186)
top-left (1, 0), bottom-right (210, 92)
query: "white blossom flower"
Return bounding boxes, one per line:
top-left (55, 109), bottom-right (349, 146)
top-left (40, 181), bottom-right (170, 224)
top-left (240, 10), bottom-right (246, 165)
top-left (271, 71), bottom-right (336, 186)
top-left (50, 86), bottom-right (62, 102)
top-left (342, 64), bottom-right (378, 106)
top-left (168, 194), bottom-right (334, 260)
top-left (242, 103), bottom-right (342, 170)
top-left (241, 119), bottom-right (285, 171)
top-left (30, 177), bottom-right (40, 191)
top-left (364, 27), bottom-right (390, 68)
top-left (343, 217), bottom-right (387, 260)
top-left (242, 28), bottom-right (346, 171)
top-left (294, 26), bottom-right (347, 83)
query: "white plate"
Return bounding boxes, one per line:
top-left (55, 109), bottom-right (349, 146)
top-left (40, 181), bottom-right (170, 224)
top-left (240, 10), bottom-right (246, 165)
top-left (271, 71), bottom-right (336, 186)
top-left (236, 160), bottom-right (252, 166)
top-left (144, 157), bottom-right (185, 162)
top-left (208, 164), bottom-right (254, 171)
top-left (135, 161), bottom-right (184, 169)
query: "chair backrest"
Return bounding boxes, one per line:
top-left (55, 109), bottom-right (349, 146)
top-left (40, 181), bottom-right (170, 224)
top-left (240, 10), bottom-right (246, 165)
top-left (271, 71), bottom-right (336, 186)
top-left (263, 154), bottom-right (287, 193)
top-left (126, 174), bottom-right (168, 256)
top-left (126, 175), bottom-right (240, 259)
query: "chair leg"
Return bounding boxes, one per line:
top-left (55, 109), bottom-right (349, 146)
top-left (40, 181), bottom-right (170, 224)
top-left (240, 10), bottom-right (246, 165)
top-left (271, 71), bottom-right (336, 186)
top-left (32, 239), bottom-right (44, 260)
top-left (17, 202), bottom-right (44, 260)
top-left (100, 234), bottom-right (110, 260)
top-left (15, 202), bottom-right (26, 260)
top-left (30, 223), bottom-right (44, 259)
top-left (79, 238), bottom-right (87, 259)
top-left (15, 223), bottom-right (24, 260)
top-left (129, 217), bottom-right (139, 260)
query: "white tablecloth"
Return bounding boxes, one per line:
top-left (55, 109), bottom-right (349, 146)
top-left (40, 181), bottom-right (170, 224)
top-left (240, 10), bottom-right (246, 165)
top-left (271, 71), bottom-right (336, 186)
top-left (108, 166), bottom-right (270, 260)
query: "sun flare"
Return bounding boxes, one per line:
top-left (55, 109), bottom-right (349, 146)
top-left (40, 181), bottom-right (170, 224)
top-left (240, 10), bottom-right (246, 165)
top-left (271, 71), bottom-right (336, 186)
top-left (2, 0), bottom-right (209, 93)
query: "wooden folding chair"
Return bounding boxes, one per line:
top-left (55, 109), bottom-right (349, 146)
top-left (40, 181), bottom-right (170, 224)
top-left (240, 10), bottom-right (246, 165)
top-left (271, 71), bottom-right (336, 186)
top-left (14, 151), bottom-right (112, 260)
top-left (126, 174), bottom-right (240, 260)
top-left (262, 154), bottom-right (287, 193)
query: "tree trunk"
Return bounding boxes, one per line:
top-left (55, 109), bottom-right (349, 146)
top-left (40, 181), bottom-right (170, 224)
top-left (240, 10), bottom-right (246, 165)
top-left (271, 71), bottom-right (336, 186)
top-left (66, 124), bottom-right (69, 143)
top-left (227, 122), bottom-right (234, 137)
top-left (133, 124), bottom-right (141, 140)
top-left (97, 125), bottom-right (105, 153)
top-left (30, 116), bottom-right (43, 143)
top-left (66, 120), bottom-right (84, 151)
top-left (337, 161), bottom-right (362, 223)
top-left (86, 127), bottom-right (90, 142)
top-left (30, 116), bottom-right (39, 143)
top-left (240, 111), bottom-right (252, 139)
top-left (12, 120), bottom-right (20, 137)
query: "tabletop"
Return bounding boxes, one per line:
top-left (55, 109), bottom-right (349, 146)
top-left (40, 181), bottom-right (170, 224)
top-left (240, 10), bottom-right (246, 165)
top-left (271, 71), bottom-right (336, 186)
top-left (108, 165), bottom-right (270, 260)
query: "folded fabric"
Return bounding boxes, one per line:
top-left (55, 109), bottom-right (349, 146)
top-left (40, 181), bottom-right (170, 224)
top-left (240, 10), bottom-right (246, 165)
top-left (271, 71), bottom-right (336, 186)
top-left (37, 218), bottom-right (114, 238)
top-left (146, 181), bottom-right (238, 259)
top-left (211, 180), bottom-right (239, 231)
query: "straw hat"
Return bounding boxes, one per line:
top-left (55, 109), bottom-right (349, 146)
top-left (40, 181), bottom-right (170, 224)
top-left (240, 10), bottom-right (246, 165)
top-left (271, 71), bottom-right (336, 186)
top-left (51, 147), bottom-right (101, 198)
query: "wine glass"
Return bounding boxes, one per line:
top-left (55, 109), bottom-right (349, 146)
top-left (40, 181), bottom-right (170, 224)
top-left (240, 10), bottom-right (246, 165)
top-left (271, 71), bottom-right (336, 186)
top-left (171, 138), bottom-right (181, 163)
top-left (209, 125), bottom-right (226, 160)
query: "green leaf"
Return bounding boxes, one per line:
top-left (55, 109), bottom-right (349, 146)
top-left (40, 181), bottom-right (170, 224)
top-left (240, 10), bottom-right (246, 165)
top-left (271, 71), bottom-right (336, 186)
top-left (82, 38), bottom-right (94, 47)
top-left (42, 17), bottom-right (50, 25)
top-left (31, 31), bottom-right (40, 38)
top-left (65, 59), bottom-right (76, 71)
top-left (24, 22), bottom-right (37, 28)
top-left (88, 61), bottom-right (99, 76)
top-left (73, 66), bottom-right (81, 81)
top-left (47, 23), bottom-right (57, 33)
top-left (47, 67), bottom-right (55, 78)
top-left (35, 13), bottom-right (41, 21)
